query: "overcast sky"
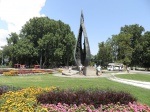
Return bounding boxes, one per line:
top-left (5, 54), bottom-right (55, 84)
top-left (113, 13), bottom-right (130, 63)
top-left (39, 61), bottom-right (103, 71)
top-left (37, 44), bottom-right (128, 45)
top-left (0, 0), bottom-right (150, 55)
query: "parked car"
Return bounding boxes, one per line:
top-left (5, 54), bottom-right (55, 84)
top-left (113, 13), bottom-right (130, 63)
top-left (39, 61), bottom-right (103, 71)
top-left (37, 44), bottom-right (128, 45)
top-left (107, 63), bottom-right (124, 71)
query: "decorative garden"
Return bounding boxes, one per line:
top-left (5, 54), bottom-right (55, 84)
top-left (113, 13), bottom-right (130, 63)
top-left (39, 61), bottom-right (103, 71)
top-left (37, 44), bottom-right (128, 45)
top-left (0, 69), bottom-right (150, 111)
top-left (0, 85), bottom-right (150, 112)
top-left (0, 68), bottom-right (62, 76)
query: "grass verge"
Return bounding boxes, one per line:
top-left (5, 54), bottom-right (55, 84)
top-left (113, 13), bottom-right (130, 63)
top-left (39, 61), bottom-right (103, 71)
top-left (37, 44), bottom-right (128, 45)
top-left (0, 73), bottom-right (150, 106)
top-left (116, 74), bottom-right (150, 82)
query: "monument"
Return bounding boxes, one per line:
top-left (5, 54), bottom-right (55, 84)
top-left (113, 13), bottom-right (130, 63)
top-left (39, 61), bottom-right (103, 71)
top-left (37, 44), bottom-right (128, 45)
top-left (74, 11), bottom-right (91, 76)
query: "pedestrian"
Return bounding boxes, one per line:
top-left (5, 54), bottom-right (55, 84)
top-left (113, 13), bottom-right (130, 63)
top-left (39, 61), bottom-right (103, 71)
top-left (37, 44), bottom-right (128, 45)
top-left (127, 66), bottom-right (130, 73)
top-left (96, 65), bottom-right (101, 76)
top-left (79, 64), bottom-right (83, 75)
top-left (68, 66), bottom-right (72, 73)
top-left (94, 64), bottom-right (97, 70)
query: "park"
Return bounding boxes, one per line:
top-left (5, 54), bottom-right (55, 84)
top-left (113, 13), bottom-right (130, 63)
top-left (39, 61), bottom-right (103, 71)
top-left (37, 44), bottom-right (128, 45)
top-left (0, 11), bottom-right (150, 111)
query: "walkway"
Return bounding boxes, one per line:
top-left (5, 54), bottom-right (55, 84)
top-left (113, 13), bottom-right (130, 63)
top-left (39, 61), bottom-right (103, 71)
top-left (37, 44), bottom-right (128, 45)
top-left (108, 74), bottom-right (150, 90)
top-left (54, 69), bottom-right (150, 90)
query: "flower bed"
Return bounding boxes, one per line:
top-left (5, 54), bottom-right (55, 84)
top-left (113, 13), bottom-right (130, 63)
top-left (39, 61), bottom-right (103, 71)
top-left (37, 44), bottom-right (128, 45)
top-left (1, 69), bottom-right (56, 76)
top-left (41, 102), bottom-right (150, 112)
top-left (0, 86), bottom-right (56, 111)
top-left (0, 86), bottom-right (150, 111)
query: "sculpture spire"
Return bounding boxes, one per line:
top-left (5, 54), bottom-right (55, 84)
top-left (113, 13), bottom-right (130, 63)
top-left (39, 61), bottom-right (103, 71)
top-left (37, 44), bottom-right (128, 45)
top-left (74, 10), bottom-right (91, 76)
top-left (80, 10), bottom-right (84, 23)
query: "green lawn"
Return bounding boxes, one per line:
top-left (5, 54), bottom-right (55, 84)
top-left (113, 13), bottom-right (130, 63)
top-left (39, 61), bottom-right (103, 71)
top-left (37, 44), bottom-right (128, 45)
top-left (0, 73), bottom-right (150, 106)
top-left (116, 74), bottom-right (150, 82)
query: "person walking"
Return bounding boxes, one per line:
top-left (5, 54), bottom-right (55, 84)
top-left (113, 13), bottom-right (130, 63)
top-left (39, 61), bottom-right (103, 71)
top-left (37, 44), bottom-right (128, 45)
top-left (127, 66), bottom-right (130, 73)
top-left (96, 65), bottom-right (101, 76)
top-left (79, 64), bottom-right (83, 75)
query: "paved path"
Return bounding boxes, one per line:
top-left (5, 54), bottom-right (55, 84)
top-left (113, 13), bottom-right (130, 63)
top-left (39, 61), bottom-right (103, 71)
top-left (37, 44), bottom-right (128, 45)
top-left (108, 74), bottom-right (150, 90)
top-left (106, 71), bottom-right (150, 90)
top-left (53, 70), bottom-right (150, 90)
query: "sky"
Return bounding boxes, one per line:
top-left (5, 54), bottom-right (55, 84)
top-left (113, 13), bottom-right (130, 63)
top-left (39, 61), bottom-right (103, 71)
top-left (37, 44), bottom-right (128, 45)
top-left (0, 0), bottom-right (150, 55)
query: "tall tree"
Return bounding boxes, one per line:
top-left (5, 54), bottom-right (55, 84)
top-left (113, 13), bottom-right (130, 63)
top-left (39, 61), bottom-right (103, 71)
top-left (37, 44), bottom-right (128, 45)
top-left (7, 32), bottom-right (19, 45)
top-left (14, 38), bottom-right (36, 66)
top-left (112, 33), bottom-right (133, 65)
top-left (5, 32), bottom-right (19, 66)
top-left (120, 24), bottom-right (145, 66)
top-left (140, 31), bottom-right (150, 69)
top-left (97, 40), bottom-right (112, 66)
top-left (19, 17), bottom-right (75, 67)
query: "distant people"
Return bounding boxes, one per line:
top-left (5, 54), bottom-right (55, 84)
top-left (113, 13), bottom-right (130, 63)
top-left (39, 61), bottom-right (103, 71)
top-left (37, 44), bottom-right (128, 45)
top-left (79, 64), bottom-right (83, 75)
top-left (94, 64), bottom-right (97, 70)
top-left (69, 66), bottom-right (72, 73)
top-left (96, 65), bottom-right (101, 76)
top-left (119, 66), bottom-right (122, 72)
top-left (127, 67), bottom-right (130, 73)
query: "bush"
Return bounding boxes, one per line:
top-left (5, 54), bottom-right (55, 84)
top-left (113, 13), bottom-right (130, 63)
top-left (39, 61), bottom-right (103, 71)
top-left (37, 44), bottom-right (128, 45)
top-left (0, 85), bottom-right (22, 95)
top-left (37, 88), bottom-right (137, 108)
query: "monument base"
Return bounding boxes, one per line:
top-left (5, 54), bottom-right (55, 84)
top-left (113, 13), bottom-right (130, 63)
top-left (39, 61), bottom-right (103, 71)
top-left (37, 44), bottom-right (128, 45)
top-left (62, 67), bottom-right (99, 76)
top-left (62, 69), bottom-right (79, 76)
top-left (83, 66), bottom-right (97, 76)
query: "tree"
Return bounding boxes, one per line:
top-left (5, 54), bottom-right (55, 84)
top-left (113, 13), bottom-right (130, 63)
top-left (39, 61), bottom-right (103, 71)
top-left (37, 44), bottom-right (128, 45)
top-left (5, 32), bottom-right (19, 66)
top-left (140, 31), bottom-right (150, 69)
top-left (7, 32), bottom-right (19, 45)
top-left (97, 40), bottom-right (112, 66)
top-left (19, 17), bottom-right (76, 68)
top-left (112, 33), bottom-right (133, 65)
top-left (0, 49), bottom-right (3, 65)
top-left (120, 24), bottom-right (145, 66)
top-left (14, 38), bottom-right (36, 66)
top-left (61, 32), bottom-right (76, 66)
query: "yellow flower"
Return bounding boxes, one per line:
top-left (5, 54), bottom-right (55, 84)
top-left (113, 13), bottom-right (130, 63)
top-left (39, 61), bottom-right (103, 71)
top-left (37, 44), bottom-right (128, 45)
top-left (0, 86), bottom-right (57, 111)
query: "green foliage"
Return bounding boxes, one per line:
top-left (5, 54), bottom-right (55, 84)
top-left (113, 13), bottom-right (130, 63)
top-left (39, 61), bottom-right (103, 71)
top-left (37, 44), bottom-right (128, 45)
top-left (140, 31), bottom-right (150, 68)
top-left (96, 24), bottom-right (149, 68)
top-left (3, 17), bottom-right (76, 67)
top-left (37, 88), bottom-right (136, 108)
top-left (111, 33), bottom-right (133, 65)
top-left (120, 24), bottom-right (145, 66)
top-left (97, 41), bottom-right (112, 66)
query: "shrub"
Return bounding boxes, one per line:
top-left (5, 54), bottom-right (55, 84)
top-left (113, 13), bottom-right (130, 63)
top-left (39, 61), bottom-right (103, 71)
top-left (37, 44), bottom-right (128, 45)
top-left (0, 85), bottom-right (22, 95)
top-left (37, 88), bottom-right (137, 108)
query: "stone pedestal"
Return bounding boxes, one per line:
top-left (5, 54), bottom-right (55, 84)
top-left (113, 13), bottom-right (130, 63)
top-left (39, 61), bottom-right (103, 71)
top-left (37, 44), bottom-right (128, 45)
top-left (62, 69), bottom-right (79, 76)
top-left (62, 66), bottom-right (98, 76)
top-left (83, 66), bottom-right (97, 76)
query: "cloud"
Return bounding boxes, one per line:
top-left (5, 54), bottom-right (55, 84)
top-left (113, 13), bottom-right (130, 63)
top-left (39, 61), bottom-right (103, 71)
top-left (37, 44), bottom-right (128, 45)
top-left (0, 0), bottom-right (46, 47)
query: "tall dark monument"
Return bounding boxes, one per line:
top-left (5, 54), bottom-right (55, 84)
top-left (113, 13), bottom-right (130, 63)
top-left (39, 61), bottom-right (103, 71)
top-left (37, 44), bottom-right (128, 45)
top-left (74, 11), bottom-right (91, 75)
